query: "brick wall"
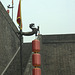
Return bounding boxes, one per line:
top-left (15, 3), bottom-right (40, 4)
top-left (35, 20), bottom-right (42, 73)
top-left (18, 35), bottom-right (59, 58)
top-left (0, 2), bottom-right (32, 75)
top-left (41, 35), bottom-right (75, 75)
top-left (0, 2), bottom-right (19, 74)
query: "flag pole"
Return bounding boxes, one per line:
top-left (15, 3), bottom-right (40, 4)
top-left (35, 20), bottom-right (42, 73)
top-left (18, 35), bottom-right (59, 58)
top-left (19, 0), bottom-right (23, 75)
top-left (20, 23), bottom-right (23, 75)
top-left (12, 0), bottom-right (13, 21)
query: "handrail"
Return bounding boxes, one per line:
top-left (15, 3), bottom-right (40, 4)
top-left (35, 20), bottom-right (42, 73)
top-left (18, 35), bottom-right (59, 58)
top-left (1, 47), bottom-right (20, 75)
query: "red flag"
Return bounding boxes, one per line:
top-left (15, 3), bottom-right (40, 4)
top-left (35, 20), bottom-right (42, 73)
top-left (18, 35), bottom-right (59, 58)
top-left (17, 1), bottom-right (22, 29)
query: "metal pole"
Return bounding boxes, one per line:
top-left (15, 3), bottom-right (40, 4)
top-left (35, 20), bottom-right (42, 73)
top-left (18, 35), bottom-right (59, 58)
top-left (19, 21), bottom-right (23, 75)
top-left (19, 0), bottom-right (23, 74)
top-left (12, 2), bottom-right (13, 21)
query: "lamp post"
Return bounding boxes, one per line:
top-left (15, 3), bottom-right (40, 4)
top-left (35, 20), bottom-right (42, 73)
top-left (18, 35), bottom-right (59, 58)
top-left (17, 23), bottom-right (39, 75)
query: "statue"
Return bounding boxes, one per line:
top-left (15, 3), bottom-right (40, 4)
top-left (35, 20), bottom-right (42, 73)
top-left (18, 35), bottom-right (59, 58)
top-left (17, 23), bottom-right (39, 36)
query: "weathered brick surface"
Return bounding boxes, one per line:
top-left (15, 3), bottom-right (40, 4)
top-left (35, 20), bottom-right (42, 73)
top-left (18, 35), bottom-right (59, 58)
top-left (40, 35), bottom-right (75, 75)
top-left (4, 43), bottom-right (32, 75)
top-left (0, 2), bottom-right (32, 75)
top-left (0, 2), bottom-right (19, 74)
top-left (42, 34), bottom-right (75, 43)
top-left (23, 34), bottom-right (75, 75)
top-left (23, 54), bottom-right (32, 75)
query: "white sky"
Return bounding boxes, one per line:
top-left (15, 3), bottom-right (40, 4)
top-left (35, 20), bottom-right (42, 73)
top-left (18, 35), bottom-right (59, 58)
top-left (1, 0), bottom-right (75, 42)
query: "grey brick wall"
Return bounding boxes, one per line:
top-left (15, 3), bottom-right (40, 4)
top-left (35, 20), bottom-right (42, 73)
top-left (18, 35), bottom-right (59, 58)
top-left (0, 2), bottom-right (19, 74)
top-left (23, 34), bottom-right (75, 75)
top-left (40, 35), bottom-right (75, 75)
top-left (3, 43), bottom-right (32, 75)
top-left (0, 2), bottom-right (32, 75)
top-left (42, 34), bottom-right (75, 43)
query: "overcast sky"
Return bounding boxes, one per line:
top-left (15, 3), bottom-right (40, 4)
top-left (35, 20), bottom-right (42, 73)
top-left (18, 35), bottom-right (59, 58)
top-left (1, 0), bottom-right (75, 42)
